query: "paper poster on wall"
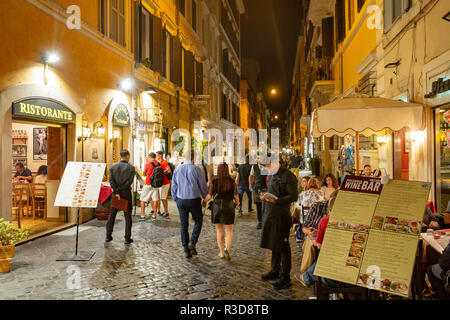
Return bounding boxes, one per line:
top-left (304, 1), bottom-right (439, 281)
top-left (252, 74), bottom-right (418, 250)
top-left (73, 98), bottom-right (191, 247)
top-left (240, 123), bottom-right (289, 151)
top-left (33, 127), bottom-right (48, 160)
top-left (83, 138), bottom-right (106, 163)
top-left (54, 162), bottom-right (106, 208)
top-left (314, 176), bottom-right (431, 298)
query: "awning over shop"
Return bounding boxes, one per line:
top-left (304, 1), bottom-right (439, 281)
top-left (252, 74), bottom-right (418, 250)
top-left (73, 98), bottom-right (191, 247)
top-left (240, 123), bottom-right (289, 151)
top-left (310, 95), bottom-right (425, 174)
top-left (311, 96), bottom-right (425, 138)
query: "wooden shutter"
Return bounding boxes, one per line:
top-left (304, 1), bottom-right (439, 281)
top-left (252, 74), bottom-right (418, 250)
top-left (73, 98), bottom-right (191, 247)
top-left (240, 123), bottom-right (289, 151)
top-left (357, 0), bottom-right (366, 12)
top-left (195, 60), bottom-right (203, 95)
top-left (322, 17), bottom-right (334, 57)
top-left (152, 15), bottom-right (163, 73)
top-left (171, 36), bottom-right (182, 87)
top-left (133, 1), bottom-right (141, 62)
top-left (184, 50), bottom-right (195, 94)
top-left (335, 0), bottom-right (346, 47)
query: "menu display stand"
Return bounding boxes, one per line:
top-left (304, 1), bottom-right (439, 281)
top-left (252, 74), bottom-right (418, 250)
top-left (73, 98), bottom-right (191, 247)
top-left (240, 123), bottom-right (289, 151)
top-left (56, 207), bottom-right (95, 261)
top-left (54, 162), bottom-right (106, 262)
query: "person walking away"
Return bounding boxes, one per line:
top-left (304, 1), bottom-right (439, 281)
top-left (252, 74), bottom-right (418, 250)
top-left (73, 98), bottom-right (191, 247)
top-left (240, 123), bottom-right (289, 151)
top-left (106, 150), bottom-right (136, 244)
top-left (260, 156), bottom-right (298, 290)
top-left (320, 173), bottom-right (339, 201)
top-left (171, 152), bottom-right (208, 258)
top-left (249, 155), bottom-right (268, 229)
top-left (203, 163), bottom-right (239, 260)
top-left (139, 152), bottom-right (162, 221)
top-left (235, 156), bottom-right (253, 218)
top-left (156, 151), bottom-right (172, 218)
top-left (289, 150), bottom-right (303, 180)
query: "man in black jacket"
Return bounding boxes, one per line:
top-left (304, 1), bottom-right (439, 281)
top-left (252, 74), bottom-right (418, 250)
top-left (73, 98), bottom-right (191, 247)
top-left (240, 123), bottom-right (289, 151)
top-left (106, 150), bottom-right (136, 244)
top-left (260, 156), bottom-right (298, 290)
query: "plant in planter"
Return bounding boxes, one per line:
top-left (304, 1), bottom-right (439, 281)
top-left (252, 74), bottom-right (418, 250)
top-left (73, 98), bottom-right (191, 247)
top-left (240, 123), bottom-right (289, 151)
top-left (308, 156), bottom-right (322, 177)
top-left (0, 218), bottom-right (30, 272)
top-left (142, 58), bottom-right (152, 70)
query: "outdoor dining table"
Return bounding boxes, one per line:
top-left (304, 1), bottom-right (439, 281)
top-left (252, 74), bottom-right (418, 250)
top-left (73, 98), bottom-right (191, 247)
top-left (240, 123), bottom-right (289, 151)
top-left (413, 229), bottom-right (450, 299)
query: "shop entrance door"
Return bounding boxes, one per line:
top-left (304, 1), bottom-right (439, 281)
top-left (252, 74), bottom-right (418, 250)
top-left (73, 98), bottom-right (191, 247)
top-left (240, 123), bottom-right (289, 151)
top-left (393, 129), bottom-right (409, 180)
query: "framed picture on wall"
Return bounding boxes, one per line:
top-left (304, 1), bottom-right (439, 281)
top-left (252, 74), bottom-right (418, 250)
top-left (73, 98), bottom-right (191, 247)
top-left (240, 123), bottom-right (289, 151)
top-left (12, 145), bottom-right (27, 157)
top-left (83, 138), bottom-right (106, 163)
top-left (12, 158), bottom-right (27, 170)
top-left (33, 127), bottom-right (48, 160)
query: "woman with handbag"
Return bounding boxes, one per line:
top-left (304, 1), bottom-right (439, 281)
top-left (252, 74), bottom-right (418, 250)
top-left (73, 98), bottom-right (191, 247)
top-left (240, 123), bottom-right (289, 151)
top-left (202, 163), bottom-right (240, 260)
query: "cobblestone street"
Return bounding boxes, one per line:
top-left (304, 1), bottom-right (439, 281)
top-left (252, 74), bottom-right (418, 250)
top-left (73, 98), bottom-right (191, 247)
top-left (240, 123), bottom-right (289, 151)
top-left (0, 200), bottom-right (314, 300)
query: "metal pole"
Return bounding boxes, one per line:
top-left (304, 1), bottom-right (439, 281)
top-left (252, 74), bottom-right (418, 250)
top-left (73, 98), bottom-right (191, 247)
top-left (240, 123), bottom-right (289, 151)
top-left (75, 207), bottom-right (80, 256)
top-left (356, 132), bottom-right (360, 175)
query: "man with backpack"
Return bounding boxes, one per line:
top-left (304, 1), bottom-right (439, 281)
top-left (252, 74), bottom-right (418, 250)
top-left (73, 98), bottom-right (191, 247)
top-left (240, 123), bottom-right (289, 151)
top-left (139, 152), bottom-right (163, 221)
top-left (156, 151), bottom-right (172, 218)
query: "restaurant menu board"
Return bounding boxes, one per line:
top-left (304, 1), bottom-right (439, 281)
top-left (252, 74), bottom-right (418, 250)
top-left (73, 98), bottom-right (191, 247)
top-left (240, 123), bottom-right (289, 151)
top-left (54, 162), bottom-right (106, 208)
top-left (314, 176), bottom-right (431, 297)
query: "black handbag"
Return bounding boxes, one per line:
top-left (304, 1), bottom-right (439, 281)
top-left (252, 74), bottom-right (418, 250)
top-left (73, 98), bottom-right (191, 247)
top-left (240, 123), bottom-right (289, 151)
top-left (207, 193), bottom-right (218, 211)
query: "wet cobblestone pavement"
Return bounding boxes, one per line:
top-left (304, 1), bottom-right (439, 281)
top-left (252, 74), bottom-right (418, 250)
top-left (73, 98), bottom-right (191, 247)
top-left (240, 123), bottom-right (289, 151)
top-left (0, 201), bottom-right (314, 300)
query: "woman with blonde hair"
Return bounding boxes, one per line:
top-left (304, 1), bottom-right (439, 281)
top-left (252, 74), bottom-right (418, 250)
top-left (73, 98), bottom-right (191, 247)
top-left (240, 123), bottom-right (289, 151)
top-left (298, 178), bottom-right (325, 208)
top-left (203, 163), bottom-right (240, 260)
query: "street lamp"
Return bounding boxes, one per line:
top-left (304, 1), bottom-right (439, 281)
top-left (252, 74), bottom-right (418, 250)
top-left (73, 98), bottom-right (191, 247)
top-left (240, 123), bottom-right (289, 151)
top-left (118, 78), bottom-right (133, 91)
top-left (271, 89), bottom-right (277, 95)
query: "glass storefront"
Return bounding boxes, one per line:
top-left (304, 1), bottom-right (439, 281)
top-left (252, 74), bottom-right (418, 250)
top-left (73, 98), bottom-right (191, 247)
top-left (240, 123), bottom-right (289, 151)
top-left (435, 104), bottom-right (450, 212)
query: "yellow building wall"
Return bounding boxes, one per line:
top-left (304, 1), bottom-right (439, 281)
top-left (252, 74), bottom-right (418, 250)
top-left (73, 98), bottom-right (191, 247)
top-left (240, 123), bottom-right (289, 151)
top-left (333, 0), bottom-right (377, 93)
top-left (0, 0), bottom-right (132, 123)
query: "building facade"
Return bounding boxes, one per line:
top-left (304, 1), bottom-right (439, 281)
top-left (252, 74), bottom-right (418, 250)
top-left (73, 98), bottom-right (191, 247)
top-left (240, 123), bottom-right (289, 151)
top-left (0, 0), bottom-right (245, 237)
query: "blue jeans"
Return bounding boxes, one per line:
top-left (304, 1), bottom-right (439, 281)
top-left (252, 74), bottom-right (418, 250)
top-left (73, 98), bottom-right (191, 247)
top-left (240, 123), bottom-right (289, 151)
top-left (175, 198), bottom-right (203, 253)
top-left (238, 186), bottom-right (252, 212)
top-left (304, 262), bottom-right (344, 288)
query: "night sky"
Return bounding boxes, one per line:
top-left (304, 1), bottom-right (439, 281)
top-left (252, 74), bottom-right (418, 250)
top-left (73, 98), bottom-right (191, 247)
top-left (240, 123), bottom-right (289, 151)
top-left (241, 0), bottom-right (303, 122)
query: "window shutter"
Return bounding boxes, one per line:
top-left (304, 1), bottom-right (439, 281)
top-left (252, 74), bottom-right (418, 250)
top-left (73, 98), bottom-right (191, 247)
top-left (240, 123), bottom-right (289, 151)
top-left (335, 0), bottom-right (346, 46)
top-left (133, 1), bottom-right (141, 62)
top-left (184, 50), bottom-right (195, 94)
top-left (384, 0), bottom-right (393, 31)
top-left (171, 36), bottom-right (182, 87)
top-left (357, 0), bottom-right (366, 12)
top-left (322, 17), bottom-right (334, 57)
top-left (195, 60), bottom-right (203, 95)
top-left (152, 15), bottom-right (163, 73)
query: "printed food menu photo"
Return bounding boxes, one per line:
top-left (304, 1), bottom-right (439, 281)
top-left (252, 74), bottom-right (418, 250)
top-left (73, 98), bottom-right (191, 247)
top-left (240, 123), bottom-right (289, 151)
top-left (314, 176), bottom-right (383, 285)
top-left (54, 162), bottom-right (107, 208)
top-left (357, 180), bottom-right (431, 297)
top-left (314, 176), bottom-right (431, 297)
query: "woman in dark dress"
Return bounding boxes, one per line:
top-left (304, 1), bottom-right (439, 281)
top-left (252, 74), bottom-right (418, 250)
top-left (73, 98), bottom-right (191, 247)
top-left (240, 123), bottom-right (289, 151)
top-left (203, 163), bottom-right (240, 260)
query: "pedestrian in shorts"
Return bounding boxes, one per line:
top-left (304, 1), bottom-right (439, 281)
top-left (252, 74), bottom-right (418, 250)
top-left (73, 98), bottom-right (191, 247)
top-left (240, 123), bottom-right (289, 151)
top-left (139, 152), bottom-right (160, 221)
top-left (156, 151), bottom-right (171, 218)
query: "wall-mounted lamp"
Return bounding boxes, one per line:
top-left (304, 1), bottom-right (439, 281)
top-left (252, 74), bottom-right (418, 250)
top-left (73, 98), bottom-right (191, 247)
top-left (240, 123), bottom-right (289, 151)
top-left (117, 78), bottom-right (133, 91)
top-left (144, 86), bottom-right (157, 94)
top-left (41, 52), bottom-right (60, 65)
top-left (93, 121), bottom-right (105, 136)
top-left (384, 60), bottom-right (401, 69)
top-left (78, 121), bottom-right (92, 142)
top-left (109, 129), bottom-right (121, 143)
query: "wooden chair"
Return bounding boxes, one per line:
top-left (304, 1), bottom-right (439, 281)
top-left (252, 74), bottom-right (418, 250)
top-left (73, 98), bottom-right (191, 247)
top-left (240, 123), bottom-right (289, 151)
top-left (30, 183), bottom-right (47, 220)
top-left (12, 185), bottom-right (23, 228)
top-left (12, 183), bottom-right (31, 217)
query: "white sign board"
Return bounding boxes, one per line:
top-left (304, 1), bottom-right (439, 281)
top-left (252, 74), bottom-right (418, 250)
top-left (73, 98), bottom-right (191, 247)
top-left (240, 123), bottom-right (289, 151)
top-left (55, 162), bottom-right (106, 208)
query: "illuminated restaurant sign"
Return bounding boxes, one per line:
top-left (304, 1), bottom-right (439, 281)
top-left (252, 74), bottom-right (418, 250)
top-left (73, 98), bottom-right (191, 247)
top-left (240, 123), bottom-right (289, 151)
top-left (112, 104), bottom-right (130, 127)
top-left (424, 78), bottom-right (450, 99)
top-left (12, 98), bottom-right (75, 123)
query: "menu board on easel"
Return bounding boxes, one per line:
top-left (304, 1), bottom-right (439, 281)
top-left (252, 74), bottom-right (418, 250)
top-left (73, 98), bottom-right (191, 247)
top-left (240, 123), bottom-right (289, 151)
top-left (314, 176), bottom-right (431, 298)
top-left (54, 162), bottom-right (106, 208)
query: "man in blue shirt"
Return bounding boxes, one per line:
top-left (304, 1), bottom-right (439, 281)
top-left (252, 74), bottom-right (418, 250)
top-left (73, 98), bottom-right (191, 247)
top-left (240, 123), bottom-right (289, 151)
top-left (171, 152), bottom-right (208, 258)
top-left (14, 162), bottom-right (33, 182)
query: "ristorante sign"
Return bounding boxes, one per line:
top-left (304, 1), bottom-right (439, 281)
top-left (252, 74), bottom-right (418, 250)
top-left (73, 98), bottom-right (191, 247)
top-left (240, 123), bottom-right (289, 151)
top-left (12, 98), bottom-right (75, 123)
top-left (112, 104), bottom-right (130, 127)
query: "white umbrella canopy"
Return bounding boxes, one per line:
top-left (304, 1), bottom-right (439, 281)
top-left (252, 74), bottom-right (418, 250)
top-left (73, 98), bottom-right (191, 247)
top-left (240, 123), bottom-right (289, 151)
top-left (310, 95), bottom-right (425, 175)
top-left (311, 96), bottom-right (425, 138)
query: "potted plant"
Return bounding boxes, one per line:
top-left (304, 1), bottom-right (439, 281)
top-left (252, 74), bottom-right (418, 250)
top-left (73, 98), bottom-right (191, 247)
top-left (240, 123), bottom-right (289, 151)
top-left (0, 218), bottom-right (30, 272)
top-left (309, 156), bottom-right (322, 177)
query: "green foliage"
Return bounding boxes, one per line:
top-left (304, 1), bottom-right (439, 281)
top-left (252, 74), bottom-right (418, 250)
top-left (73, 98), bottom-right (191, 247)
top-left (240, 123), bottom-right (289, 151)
top-left (0, 218), bottom-right (31, 246)
top-left (142, 58), bottom-right (152, 69)
top-left (309, 156), bottom-right (322, 177)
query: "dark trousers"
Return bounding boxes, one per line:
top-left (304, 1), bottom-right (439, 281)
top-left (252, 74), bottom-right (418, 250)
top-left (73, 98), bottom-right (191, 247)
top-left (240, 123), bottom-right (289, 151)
top-left (426, 265), bottom-right (450, 300)
top-left (238, 186), bottom-right (252, 212)
top-left (271, 239), bottom-right (292, 281)
top-left (106, 191), bottom-right (133, 240)
top-left (176, 198), bottom-right (203, 253)
top-left (255, 202), bottom-right (262, 223)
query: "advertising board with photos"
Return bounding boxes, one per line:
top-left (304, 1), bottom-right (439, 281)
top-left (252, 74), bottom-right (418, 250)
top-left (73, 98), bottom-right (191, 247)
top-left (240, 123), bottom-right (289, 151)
top-left (54, 162), bottom-right (106, 208)
top-left (314, 176), bottom-right (431, 297)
